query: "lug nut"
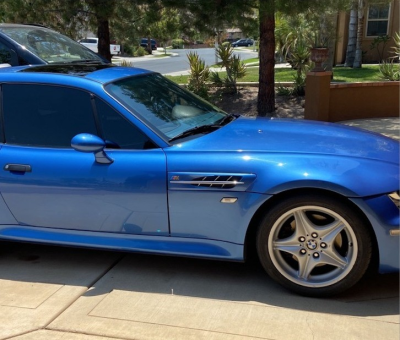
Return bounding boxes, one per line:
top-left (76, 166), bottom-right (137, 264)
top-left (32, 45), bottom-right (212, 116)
top-left (320, 242), bottom-right (327, 249)
top-left (299, 236), bottom-right (306, 242)
top-left (311, 232), bottom-right (318, 238)
top-left (313, 252), bottom-right (320, 258)
top-left (300, 249), bottom-right (307, 255)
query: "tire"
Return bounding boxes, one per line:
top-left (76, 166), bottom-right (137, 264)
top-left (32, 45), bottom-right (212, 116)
top-left (256, 194), bottom-right (372, 297)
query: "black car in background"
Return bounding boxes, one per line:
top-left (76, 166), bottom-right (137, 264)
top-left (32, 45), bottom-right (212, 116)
top-left (0, 23), bottom-right (109, 66)
top-left (140, 38), bottom-right (157, 50)
top-left (231, 38), bottom-right (254, 47)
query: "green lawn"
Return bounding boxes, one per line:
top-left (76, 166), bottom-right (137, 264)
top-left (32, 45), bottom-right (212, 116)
top-left (166, 64), bottom-right (383, 84)
top-left (242, 58), bottom-right (259, 64)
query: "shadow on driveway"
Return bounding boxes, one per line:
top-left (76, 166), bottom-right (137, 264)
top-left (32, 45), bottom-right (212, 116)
top-left (0, 240), bottom-right (398, 319)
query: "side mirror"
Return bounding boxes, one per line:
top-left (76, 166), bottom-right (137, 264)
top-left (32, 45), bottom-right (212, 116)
top-left (71, 133), bottom-right (113, 164)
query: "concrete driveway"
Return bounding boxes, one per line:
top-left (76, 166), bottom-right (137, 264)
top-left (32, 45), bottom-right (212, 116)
top-left (0, 241), bottom-right (398, 340)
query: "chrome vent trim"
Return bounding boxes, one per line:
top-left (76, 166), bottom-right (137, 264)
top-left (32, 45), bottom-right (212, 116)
top-left (172, 175), bottom-right (244, 188)
top-left (168, 172), bottom-right (256, 191)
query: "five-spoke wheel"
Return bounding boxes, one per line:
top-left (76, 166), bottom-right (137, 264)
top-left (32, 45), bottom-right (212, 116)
top-left (257, 195), bottom-right (372, 297)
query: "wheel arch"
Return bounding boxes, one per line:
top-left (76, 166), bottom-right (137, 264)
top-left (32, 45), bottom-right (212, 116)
top-left (243, 187), bottom-right (379, 271)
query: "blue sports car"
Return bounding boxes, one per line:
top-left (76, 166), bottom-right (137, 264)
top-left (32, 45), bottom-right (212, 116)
top-left (0, 64), bottom-right (398, 297)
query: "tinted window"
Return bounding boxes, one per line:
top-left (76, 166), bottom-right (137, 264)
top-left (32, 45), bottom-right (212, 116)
top-left (3, 84), bottom-right (97, 147)
top-left (95, 98), bottom-right (156, 149)
top-left (0, 41), bottom-right (12, 64)
top-left (80, 38), bottom-right (97, 44)
top-left (105, 74), bottom-right (225, 140)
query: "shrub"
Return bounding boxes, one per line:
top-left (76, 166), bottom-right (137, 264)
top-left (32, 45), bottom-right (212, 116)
top-left (379, 61), bottom-right (400, 81)
top-left (277, 85), bottom-right (292, 96)
top-left (187, 52), bottom-right (210, 99)
top-left (122, 45), bottom-right (134, 56)
top-left (211, 44), bottom-right (246, 94)
top-left (172, 39), bottom-right (184, 49)
top-left (135, 46), bottom-right (146, 57)
top-left (120, 60), bottom-right (133, 67)
top-left (379, 32), bottom-right (400, 81)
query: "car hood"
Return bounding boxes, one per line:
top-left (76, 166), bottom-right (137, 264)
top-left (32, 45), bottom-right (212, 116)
top-left (172, 117), bottom-right (399, 164)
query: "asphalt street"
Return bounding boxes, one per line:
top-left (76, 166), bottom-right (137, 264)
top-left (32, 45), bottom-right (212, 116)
top-left (115, 47), bottom-right (258, 74)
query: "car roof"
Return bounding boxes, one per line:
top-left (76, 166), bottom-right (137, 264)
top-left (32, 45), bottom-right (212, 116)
top-left (0, 64), bottom-right (155, 85)
top-left (0, 23), bottom-right (53, 30)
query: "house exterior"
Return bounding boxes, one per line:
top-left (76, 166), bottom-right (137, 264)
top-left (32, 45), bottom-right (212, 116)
top-left (335, 0), bottom-right (399, 64)
top-left (224, 28), bottom-right (244, 42)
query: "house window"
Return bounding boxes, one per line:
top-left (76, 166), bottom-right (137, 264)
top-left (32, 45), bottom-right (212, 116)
top-left (366, 3), bottom-right (391, 36)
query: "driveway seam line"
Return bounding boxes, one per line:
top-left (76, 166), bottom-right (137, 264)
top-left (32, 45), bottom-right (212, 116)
top-left (43, 254), bottom-right (125, 329)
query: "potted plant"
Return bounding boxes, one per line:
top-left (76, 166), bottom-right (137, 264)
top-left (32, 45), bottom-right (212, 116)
top-left (308, 13), bottom-right (337, 72)
top-left (309, 31), bottom-right (329, 72)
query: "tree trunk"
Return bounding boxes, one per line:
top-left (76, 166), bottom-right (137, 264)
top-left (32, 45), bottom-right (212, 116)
top-left (147, 36), bottom-right (152, 54)
top-left (97, 19), bottom-right (112, 62)
top-left (257, 0), bottom-right (275, 116)
top-left (353, 0), bottom-right (365, 68)
top-left (344, 2), bottom-right (358, 67)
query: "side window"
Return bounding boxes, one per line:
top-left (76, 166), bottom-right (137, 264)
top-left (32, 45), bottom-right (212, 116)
top-left (95, 98), bottom-right (156, 149)
top-left (0, 41), bottom-right (12, 64)
top-left (3, 84), bottom-right (97, 147)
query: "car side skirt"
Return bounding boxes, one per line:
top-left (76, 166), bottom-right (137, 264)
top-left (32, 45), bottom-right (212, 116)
top-left (0, 225), bottom-right (244, 261)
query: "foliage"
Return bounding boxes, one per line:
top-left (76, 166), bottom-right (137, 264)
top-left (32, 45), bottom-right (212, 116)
top-left (370, 35), bottom-right (390, 62)
top-left (211, 44), bottom-right (246, 94)
top-left (135, 46), bottom-right (147, 57)
top-left (120, 59), bottom-right (133, 67)
top-left (276, 85), bottom-right (292, 96)
top-left (172, 39), bottom-right (184, 49)
top-left (379, 62), bottom-right (400, 81)
top-left (167, 65), bottom-right (383, 85)
top-left (186, 52), bottom-right (210, 99)
top-left (379, 32), bottom-right (400, 81)
top-left (291, 72), bottom-right (307, 96)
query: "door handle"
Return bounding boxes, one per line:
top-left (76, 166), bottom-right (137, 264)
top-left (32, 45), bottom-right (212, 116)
top-left (4, 164), bottom-right (32, 172)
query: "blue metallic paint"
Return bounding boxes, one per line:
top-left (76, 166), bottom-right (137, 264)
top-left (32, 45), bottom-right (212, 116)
top-left (0, 145), bottom-right (169, 235)
top-left (0, 226), bottom-right (243, 259)
top-left (0, 66), bottom-right (398, 277)
top-left (168, 191), bottom-right (269, 242)
top-left (165, 117), bottom-right (399, 197)
top-left (349, 195), bottom-right (400, 273)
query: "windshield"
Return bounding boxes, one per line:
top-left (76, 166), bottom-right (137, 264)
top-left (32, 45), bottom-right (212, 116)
top-left (105, 73), bottom-right (227, 140)
top-left (0, 26), bottom-right (104, 64)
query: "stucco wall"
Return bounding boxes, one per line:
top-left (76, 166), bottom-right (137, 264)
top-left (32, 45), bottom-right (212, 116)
top-left (305, 72), bottom-right (400, 122)
top-left (328, 82), bottom-right (400, 121)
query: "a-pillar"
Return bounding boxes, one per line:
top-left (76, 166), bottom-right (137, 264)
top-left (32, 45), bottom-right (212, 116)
top-left (304, 71), bottom-right (332, 121)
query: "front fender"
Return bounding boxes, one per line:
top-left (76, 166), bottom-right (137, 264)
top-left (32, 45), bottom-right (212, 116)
top-left (248, 155), bottom-right (399, 198)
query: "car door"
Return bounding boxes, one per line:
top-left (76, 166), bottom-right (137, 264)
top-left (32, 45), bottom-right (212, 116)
top-left (0, 83), bottom-right (169, 236)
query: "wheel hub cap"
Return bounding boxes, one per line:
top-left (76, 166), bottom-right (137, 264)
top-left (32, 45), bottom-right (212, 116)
top-left (306, 239), bottom-right (318, 250)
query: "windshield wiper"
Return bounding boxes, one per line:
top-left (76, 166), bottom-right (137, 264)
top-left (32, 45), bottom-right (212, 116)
top-left (169, 124), bottom-right (220, 143)
top-left (216, 113), bottom-right (240, 126)
top-left (69, 59), bottom-right (103, 64)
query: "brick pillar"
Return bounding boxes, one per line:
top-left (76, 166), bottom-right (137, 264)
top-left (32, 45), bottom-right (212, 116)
top-left (304, 71), bottom-right (332, 121)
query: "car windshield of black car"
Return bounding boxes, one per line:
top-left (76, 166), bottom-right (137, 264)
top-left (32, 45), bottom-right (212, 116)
top-left (0, 26), bottom-right (104, 63)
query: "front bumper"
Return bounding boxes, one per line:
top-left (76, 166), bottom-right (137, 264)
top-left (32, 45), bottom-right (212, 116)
top-left (350, 194), bottom-right (400, 273)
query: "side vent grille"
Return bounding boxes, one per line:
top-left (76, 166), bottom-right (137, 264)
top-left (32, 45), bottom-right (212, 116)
top-left (191, 175), bottom-right (243, 189)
